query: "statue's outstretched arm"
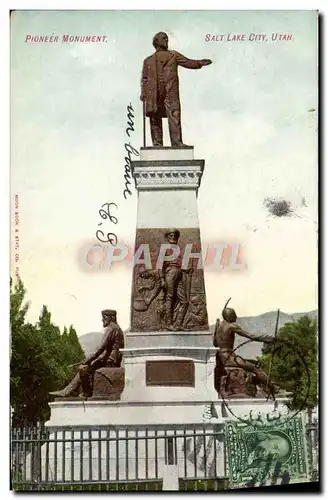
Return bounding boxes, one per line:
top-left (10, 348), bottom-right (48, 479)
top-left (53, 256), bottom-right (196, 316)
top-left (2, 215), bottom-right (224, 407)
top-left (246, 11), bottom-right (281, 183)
top-left (232, 323), bottom-right (274, 344)
top-left (174, 51), bottom-right (204, 70)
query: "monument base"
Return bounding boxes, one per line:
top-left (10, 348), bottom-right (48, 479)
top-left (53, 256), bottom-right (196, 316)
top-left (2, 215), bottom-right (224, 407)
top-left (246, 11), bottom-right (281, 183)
top-left (47, 396), bottom-right (286, 427)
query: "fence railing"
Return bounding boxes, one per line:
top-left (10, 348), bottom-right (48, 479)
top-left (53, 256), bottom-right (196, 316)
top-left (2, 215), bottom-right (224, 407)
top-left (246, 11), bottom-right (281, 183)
top-left (11, 424), bottom-right (227, 491)
top-left (10, 420), bottom-right (319, 491)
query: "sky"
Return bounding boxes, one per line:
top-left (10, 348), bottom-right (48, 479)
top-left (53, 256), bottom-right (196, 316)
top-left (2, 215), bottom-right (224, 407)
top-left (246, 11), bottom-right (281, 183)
top-left (10, 10), bottom-right (318, 335)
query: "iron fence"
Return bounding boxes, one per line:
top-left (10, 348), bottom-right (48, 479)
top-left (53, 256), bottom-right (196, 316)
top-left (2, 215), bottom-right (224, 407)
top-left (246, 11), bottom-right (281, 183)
top-left (11, 424), bottom-right (227, 491)
top-left (10, 420), bottom-right (319, 491)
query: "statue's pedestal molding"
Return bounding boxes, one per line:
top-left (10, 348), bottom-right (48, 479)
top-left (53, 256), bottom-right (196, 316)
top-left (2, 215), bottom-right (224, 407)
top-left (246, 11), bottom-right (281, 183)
top-left (47, 399), bottom-right (220, 427)
top-left (131, 147), bottom-right (204, 230)
top-left (47, 396), bottom-right (285, 427)
top-left (125, 330), bottom-right (213, 349)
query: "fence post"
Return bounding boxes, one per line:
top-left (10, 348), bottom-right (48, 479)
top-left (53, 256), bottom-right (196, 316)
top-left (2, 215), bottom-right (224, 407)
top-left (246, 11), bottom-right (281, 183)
top-left (307, 407), bottom-right (314, 473)
top-left (162, 465), bottom-right (179, 491)
top-left (30, 425), bottom-right (41, 490)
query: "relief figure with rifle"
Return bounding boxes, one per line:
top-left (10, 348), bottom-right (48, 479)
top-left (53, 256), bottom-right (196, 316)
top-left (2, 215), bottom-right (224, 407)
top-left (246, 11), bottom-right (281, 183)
top-left (132, 228), bottom-right (208, 332)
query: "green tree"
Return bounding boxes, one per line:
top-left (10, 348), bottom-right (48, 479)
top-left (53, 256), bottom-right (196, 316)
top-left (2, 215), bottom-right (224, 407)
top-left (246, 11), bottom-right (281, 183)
top-left (68, 325), bottom-right (84, 360)
top-left (10, 279), bottom-right (49, 425)
top-left (37, 305), bottom-right (68, 383)
top-left (10, 279), bottom-right (85, 426)
top-left (10, 278), bottom-right (29, 327)
top-left (258, 315), bottom-right (318, 411)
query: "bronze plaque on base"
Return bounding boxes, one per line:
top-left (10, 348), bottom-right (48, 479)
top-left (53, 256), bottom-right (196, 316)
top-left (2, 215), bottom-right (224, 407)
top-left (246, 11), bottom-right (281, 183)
top-left (146, 360), bottom-right (195, 386)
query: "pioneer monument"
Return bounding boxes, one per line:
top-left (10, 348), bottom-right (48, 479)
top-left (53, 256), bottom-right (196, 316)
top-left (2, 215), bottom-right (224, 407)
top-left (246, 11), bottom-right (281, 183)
top-left (48, 29), bottom-right (286, 418)
top-left (43, 32), bottom-right (309, 489)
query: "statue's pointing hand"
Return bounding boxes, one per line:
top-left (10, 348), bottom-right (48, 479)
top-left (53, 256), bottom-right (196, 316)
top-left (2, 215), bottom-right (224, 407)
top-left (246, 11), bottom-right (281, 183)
top-left (201, 59), bottom-right (212, 66)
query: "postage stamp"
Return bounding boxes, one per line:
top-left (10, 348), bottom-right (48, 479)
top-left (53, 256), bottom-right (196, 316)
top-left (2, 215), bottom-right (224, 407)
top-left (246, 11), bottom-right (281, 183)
top-left (225, 412), bottom-right (309, 487)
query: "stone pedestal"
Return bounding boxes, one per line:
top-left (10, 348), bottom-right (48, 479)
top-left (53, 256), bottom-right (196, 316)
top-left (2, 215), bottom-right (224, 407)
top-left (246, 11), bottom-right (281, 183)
top-left (118, 146), bottom-right (215, 408)
top-left (121, 345), bottom-right (218, 402)
top-left (130, 146), bottom-right (209, 333)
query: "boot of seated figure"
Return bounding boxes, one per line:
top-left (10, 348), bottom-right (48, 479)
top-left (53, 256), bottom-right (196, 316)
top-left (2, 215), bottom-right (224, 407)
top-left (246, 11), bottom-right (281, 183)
top-left (49, 372), bottom-right (80, 398)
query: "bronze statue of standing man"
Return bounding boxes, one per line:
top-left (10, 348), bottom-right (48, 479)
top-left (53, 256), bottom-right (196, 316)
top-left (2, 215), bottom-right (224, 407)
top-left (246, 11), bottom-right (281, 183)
top-left (141, 32), bottom-right (212, 147)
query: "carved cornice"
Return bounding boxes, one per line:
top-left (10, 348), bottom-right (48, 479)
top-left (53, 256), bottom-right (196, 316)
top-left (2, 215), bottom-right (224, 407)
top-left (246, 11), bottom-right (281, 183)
top-left (131, 161), bottom-right (205, 190)
top-left (132, 160), bottom-right (202, 167)
top-left (121, 346), bottom-right (219, 363)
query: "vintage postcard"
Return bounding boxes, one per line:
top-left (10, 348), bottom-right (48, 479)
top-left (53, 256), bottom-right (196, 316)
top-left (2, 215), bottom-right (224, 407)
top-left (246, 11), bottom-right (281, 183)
top-left (10, 10), bottom-right (318, 492)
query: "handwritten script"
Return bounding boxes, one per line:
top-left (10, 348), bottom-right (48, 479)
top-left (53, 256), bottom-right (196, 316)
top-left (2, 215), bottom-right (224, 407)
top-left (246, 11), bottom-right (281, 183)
top-left (93, 103), bottom-right (139, 244)
top-left (96, 202), bottom-right (118, 245)
top-left (123, 103), bottom-right (139, 199)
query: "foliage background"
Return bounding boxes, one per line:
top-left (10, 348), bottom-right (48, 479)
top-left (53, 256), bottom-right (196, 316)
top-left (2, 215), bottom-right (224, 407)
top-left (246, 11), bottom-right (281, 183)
top-left (258, 315), bottom-right (318, 411)
top-left (10, 279), bottom-right (85, 426)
